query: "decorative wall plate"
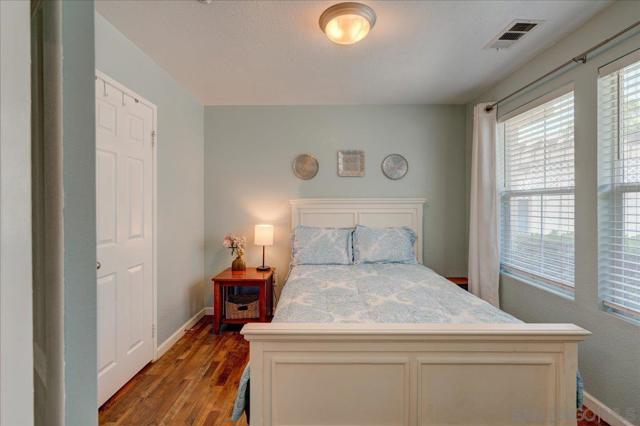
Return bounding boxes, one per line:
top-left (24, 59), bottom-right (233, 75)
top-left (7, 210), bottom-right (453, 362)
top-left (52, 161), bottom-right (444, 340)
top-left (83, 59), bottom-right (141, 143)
top-left (337, 150), bottom-right (365, 177)
top-left (381, 154), bottom-right (408, 180)
top-left (292, 154), bottom-right (319, 180)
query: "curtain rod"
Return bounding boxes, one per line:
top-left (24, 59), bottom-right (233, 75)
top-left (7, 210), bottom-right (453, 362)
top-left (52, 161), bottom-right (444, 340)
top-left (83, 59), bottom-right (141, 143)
top-left (484, 20), bottom-right (640, 113)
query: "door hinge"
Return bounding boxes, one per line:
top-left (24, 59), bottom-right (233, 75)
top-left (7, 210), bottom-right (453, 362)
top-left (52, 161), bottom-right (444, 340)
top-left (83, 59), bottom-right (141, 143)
top-left (152, 324), bottom-right (156, 339)
top-left (151, 130), bottom-right (156, 147)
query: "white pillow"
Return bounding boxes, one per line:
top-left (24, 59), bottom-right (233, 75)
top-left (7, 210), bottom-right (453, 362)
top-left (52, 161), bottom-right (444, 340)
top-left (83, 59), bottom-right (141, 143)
top-left (291, 226), bottom-right (353, 265)
top-left (353, 225), bottom-right (417, 264)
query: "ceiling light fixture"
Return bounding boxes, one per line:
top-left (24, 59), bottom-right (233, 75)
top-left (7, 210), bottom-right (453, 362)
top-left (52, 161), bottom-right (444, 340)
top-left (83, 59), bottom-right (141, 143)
top-left (319, 2), bottom-right (376, 45)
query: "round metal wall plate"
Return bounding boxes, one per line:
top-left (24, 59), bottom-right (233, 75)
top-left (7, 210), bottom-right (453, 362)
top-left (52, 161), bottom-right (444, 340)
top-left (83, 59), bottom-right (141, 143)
top-left (293, 154), bottom-right (319, 180)
top-left (381, 154), bottom-right (408, 180)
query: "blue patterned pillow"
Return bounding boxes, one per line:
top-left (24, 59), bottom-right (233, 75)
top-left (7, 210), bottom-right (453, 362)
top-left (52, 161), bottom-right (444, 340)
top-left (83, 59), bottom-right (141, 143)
top-left (292, 226), bottom-right (354, 265)
top-left (353, 225), bottom-right (417, 264)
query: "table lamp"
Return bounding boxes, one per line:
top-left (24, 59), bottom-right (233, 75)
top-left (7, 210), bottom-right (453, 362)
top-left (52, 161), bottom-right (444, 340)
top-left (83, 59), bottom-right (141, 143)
top-left (254, 224), bottom-right (274, 272)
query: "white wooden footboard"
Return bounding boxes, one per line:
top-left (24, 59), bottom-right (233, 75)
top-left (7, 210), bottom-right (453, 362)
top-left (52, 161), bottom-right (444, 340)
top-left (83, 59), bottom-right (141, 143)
top-left (242, 323), bottom-right (589, 426)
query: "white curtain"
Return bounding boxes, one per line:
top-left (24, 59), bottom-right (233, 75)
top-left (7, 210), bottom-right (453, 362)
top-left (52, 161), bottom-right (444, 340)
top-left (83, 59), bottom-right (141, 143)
top-left (468, 103), bottom-right (500, 307)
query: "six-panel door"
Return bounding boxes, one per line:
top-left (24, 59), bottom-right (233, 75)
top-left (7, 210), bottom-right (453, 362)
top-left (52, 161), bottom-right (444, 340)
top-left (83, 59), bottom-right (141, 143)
top-left (96, 76), bottom-right (154, 406)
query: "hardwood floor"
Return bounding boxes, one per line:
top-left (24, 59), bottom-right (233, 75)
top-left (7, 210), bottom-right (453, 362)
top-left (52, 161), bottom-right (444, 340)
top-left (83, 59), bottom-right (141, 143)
top-left (99, 315), bottom-right (609, 426)
top-left (99, 316), bottom-right (248, 426)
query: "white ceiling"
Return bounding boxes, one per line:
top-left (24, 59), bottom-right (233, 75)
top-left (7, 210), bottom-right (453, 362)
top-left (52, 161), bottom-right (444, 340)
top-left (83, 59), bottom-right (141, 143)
top-left (96, 0), bottom-right (611, 105)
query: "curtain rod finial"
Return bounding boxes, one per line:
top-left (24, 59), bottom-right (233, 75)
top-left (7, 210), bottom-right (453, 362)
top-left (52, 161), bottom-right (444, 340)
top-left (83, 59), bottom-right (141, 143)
top-left (573, 54), bottom-right (587, 64)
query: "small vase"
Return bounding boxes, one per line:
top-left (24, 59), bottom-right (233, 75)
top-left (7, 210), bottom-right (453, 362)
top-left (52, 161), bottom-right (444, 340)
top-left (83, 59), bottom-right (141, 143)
top-left (232, 254), bottom-right (246, 272)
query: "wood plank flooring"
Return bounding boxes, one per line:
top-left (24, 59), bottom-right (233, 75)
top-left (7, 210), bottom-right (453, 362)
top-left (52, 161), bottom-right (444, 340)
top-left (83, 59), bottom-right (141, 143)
top-left (99, 315), bottom-right (610, 426)
top-left (99, 316), bottom-right (248, 426)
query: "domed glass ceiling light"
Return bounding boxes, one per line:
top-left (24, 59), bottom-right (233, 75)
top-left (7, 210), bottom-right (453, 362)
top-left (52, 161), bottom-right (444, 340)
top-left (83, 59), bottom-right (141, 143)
top-left (319, 2), bottom-right (376, 45)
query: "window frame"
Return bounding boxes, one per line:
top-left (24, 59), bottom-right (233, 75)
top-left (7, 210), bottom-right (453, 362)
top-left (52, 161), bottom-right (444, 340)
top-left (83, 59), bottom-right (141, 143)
top-left (598, 50), bottom-right (640, 320)
top-left (604, 184), bottom-right (640, 318)
top-left (498, 85), bottom-right (576, 295)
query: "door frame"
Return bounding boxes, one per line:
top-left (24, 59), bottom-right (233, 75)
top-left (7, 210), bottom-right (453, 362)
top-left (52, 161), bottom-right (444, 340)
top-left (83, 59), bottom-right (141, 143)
top-left (95, 70), bottom-right (159, 360)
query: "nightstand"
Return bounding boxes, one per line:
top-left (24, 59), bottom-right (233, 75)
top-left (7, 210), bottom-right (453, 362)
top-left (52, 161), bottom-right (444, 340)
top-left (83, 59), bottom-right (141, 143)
top-left (446, 276), bottom-right (468, 291)
top-left (211, 268), bottom-right (274, 334)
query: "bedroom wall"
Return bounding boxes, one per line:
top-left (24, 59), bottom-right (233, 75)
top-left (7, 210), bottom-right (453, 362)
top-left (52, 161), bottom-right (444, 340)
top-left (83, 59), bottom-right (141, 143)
top-left (95, 13), bottom-right (205, 344)
top-left (204, 105), bottom-right (467, 305)
top-left (467, 1), bottom-right (640, 422)
top-left (0, 1), bottom-right (34, 424)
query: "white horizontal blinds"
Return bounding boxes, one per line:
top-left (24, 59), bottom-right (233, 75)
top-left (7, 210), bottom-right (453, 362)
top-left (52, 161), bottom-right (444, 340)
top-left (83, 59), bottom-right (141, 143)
top-left (598, 54), bottom-right (640, 317)
top-left (500, 91), bottom-right (575, 288)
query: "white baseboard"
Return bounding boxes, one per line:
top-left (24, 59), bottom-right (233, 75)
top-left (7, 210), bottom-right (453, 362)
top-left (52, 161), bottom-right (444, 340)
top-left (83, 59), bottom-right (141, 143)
top-left (155, 307), bottom-right (211, 360)
top-left (584, 391), bottom-right (637, 426)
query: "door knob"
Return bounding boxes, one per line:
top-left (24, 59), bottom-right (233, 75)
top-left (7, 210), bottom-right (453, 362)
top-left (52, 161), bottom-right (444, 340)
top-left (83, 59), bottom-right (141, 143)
top-left (97, 261), bottom-right (102, 270)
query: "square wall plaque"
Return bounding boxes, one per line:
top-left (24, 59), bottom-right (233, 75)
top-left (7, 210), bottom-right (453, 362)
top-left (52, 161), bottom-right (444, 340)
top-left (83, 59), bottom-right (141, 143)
top-left (337, 150), bottom-right (365, 177)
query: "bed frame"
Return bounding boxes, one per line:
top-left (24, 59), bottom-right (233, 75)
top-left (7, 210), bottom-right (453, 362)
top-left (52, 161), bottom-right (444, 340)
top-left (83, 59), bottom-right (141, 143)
top-left (242, 198), bottom-right (589, 426)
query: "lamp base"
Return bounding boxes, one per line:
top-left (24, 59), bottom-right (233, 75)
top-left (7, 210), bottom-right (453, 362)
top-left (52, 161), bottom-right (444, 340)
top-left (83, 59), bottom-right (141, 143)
top-left (256, 265), bottom-right (271, 272)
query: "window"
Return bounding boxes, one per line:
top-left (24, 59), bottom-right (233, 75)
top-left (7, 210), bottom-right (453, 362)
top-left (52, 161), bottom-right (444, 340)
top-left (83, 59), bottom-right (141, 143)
top-left (499, 88), bottom-right (575, 293)
top-left (598, 51), bottom-right (640, 319)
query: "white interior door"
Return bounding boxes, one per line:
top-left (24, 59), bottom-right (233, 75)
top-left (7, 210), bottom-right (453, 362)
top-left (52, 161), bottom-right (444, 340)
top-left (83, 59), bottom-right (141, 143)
top-left (96, 74), bottom-right (154, 406)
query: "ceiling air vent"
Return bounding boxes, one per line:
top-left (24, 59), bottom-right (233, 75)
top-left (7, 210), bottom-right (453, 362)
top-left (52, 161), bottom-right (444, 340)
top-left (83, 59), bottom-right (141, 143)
top-left (485, 19), bottom-right (542, 50)
top-left (498, 32), bottom-right (525, 41)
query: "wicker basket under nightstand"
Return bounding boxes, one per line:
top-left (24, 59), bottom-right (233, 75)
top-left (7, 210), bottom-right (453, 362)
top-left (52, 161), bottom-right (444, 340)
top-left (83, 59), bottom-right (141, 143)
top-left (225, 294), bottom-right (259, 319)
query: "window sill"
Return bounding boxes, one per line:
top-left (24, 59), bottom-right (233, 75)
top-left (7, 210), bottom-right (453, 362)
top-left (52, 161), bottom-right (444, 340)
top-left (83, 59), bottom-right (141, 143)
top-left (601, 302), bottom-right (640, 326)
top-left (501, 269), bottom-right (575, 301)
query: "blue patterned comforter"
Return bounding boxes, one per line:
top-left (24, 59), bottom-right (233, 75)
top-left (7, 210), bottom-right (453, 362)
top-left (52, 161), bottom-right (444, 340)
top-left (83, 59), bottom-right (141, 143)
top-left (231, 264), bottom-right (583, 421)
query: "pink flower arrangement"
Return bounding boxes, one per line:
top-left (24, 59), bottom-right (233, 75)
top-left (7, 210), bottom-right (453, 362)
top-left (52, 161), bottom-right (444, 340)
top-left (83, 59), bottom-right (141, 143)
top-left (223, 234), bottom-right (246, 257)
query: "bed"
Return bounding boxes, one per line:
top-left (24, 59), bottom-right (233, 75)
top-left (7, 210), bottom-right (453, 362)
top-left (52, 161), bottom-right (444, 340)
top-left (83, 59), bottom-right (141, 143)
top-left (237, 198), bottom-right (589, 426)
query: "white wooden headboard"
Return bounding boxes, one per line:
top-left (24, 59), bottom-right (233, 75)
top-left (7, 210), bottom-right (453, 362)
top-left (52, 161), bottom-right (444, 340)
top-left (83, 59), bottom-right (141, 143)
top-left (290, 198), bottom-right (426, 263)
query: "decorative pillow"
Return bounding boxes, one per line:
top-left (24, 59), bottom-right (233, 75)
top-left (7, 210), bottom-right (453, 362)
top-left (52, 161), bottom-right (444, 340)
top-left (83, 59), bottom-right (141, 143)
top-left (353, 225), bottom-right (417, 264)
top-left (292, 226), bottom-right (353, 265)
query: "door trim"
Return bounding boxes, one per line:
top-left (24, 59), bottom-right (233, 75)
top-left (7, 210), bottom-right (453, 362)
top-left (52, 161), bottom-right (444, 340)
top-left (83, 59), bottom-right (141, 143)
top-left (95, 70), bottom-right (159, 361)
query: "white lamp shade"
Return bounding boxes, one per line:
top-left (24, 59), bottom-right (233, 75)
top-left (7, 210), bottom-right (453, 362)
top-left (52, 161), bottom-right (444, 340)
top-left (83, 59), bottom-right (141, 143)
top-left (254, 224), bottom-right (274, 246)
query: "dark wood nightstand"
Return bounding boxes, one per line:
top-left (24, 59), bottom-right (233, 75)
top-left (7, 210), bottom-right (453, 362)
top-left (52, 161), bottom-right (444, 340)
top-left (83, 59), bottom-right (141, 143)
top-left (211, 268), bottom-right (274, 334)
top-left (446, 276), bottom-right (468, 291)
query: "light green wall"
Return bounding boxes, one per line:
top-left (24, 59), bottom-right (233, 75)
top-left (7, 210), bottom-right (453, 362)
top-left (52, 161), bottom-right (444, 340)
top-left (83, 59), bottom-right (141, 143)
top-left (467, 1), bottom-right (640, 421)
top-left (95, 13), bottom-right (205, 343)
top-left (61, 1), bottom-right (97, 424)
top-left (0, 1), bottom-right (34, 424)
top-left (204, 105), bottom-right (467, 304)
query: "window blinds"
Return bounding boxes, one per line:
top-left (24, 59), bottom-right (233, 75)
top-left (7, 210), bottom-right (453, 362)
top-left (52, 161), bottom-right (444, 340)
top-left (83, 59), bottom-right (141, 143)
top-left (598, 52), bottom-right (640, 318)
top-left (499, 90), bottom-right (575, 290)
